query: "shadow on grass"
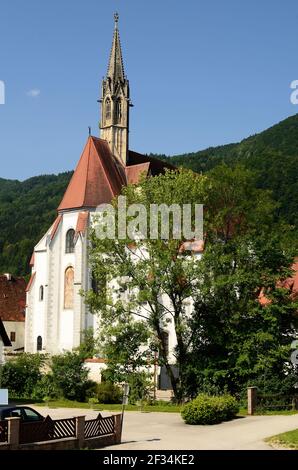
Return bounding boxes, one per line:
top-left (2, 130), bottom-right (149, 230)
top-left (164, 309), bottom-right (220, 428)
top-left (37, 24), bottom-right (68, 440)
top-left (9, 398), bottom-right (43, 406)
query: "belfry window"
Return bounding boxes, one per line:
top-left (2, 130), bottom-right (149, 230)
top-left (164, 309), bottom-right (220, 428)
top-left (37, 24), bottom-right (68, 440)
top-left (105, 97), bottom-right (111, 121)
top-left (64, 266), bottom-right (74, 309)
top-left (66, 229), bottom-right (75, 254)
top-left (115, 98), bottom-right (122, 123)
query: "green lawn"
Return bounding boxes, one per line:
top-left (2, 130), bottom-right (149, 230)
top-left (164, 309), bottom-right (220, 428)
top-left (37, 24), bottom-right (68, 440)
top-left (32, 399), bottom-right (182, 413)
top-left (266, 428), bottom-right (298, 449)
top-left (238, 408), bottom-right (297, 416)
top-left (12, 399), bottom-right (298, 416)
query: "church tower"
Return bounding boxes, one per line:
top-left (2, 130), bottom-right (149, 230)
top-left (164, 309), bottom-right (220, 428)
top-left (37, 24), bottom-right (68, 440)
top-left (100, 13), bottom-right (131, 165)
top-left (25, 12), bottom-right (174, 357)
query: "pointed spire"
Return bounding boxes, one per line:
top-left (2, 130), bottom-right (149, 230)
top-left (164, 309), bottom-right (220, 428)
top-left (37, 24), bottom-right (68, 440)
top-left (107, 12), bottom-right (125, 82)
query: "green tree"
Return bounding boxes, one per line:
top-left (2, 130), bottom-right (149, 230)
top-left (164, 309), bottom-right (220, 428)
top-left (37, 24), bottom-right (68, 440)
top-left (85, 165), bottom-right (298, 401)
top-left (85, 169), bottom-right (205, 402)
top-left (186, 165), bottom-right (298, 396)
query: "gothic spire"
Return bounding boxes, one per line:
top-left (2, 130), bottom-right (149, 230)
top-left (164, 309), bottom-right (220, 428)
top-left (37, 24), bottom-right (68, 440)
top-left (107, 12), bottom-right (125, 82)
top-left (100, 13), bottom-right (130, 165)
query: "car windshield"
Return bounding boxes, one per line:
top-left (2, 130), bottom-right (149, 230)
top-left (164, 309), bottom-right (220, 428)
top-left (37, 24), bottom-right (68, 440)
top-left (23, 408), bottom-right (42, 421)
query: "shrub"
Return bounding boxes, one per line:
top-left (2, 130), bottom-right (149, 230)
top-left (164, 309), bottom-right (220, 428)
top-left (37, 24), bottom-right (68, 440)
top-left (127, 372), bottom-right (153, 405)
top-left (50, 352), bottom-right (89, 401)
top-left (88, 397), bottom-right (99, 408)
top-left (31, 374), bottom-right (60, 401)
top-left (84, 380), bottom-right (98, 400)
top-left (1, 353), bottom-right (45, 398)
top-left (181, 394), bottom-right (239, 425)
top-left (97, 382), bottom-right (122, 404)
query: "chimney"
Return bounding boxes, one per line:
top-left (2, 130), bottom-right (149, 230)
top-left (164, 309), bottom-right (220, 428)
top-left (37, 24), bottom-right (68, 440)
top-left (4, 273), bottom-right (12, 281)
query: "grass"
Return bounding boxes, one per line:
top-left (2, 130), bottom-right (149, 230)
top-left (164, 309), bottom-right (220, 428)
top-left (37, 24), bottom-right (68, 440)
top-left (237, 408), bottom-right (298, 416)
top-left (266, 428), bottom-right (298, 449)
top-left (31, 399), bottom-right (182, 413)
top-left (11, 399), bottom-right (298, 416)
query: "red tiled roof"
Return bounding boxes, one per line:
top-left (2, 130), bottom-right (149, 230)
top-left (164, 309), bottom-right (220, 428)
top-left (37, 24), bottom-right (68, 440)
top-left (179, 239), bottom-right (205, 254)
top-left (259, 260), bottom-right (298, 305)
top-left (84, 358), bottom-right (107, 363)
top-left (125, 162), bottom-right (150, 184)
top-left (127, 150), bottom-right (175, 176)
top-left (58, 137), bottom-right (127, 211)
top-left (75, 211), bottom-right (89, 237)
top-left (0, 275), bottom-right (26, 322)
top-left (50, 215), bottom-right (62, 240)
top-left (26, 272), bottom-right (36, 293)
top-left (29, 253), bottom-right (35, 267)
top-left (282, 260), bottom-right (298, 297)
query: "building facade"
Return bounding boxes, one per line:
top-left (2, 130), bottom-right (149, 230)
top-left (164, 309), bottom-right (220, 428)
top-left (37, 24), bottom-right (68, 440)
top-left (0, 274), bottom-right (26, 351)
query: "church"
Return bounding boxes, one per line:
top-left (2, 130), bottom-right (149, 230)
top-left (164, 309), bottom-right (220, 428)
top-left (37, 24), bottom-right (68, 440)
top-left (24, 14), bottom-right (174, 355)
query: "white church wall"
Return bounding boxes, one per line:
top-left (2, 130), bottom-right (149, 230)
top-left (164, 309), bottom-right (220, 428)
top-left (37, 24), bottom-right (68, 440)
top-left (46, 223), bottom-right (62, 354)
top-left (84, 360), bottom-right (107, 383)
top-left (58, 212), bottom-right (79, 352)
top-left (59, 311), bottom-right (74, 351)
top-left (32, 250), bottom-right (47, 351)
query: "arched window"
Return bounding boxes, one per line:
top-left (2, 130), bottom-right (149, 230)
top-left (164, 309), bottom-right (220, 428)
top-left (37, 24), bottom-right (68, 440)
top-left (39, 285), bottom-right (44, 301)
top-left (65, 229), bottom-right (75, 254)
top-left (105, 97), bottom-right (111, 121)
top-left (64, 266), bottom-right (74, 309)
top-left (115, 98), bottom-right (122, 123)
top-left (37, 335), bottom-right (42, 351)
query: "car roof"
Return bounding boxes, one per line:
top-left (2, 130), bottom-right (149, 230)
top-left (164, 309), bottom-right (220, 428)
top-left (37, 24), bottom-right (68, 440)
top-left (0, 405), bottom-right (41, 411)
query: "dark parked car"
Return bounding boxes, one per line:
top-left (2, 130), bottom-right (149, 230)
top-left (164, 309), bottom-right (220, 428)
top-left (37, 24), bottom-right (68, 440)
top-left (0, 406), bottom-right (53, 443)
top-left (0, 406), bottom-right (45, 422)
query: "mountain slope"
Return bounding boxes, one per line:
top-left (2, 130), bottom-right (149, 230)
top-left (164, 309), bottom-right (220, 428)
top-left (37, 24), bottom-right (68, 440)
top-left (157, 114), bottom-right (298, 224)
top-left (0, 172), bottom-right (72, 277)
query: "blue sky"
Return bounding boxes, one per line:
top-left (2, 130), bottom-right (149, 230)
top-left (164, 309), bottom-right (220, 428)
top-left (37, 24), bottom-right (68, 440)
top-left (0, 0), bottom-right (298, 180)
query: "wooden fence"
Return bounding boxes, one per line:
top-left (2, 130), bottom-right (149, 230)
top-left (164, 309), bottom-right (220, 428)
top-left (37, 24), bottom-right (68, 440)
top-left (0, 420), bottom-right (8, 443)
top-left (0, 413), bottom-right (121, 449)
top-left (84, 415), bottom-right (114, 439)
top-left (17, 413), bottom-right (115, 445)
top-left (19, 416), bottom-right (76, 444)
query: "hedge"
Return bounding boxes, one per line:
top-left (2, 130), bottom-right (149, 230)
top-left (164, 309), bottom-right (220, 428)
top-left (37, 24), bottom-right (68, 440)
top-left (181, 394), bottom-right (239, 425)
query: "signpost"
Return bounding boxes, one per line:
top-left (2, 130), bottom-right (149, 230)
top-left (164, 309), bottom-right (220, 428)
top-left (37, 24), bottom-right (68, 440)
top-left (121, 383), bottom-right (130, 437)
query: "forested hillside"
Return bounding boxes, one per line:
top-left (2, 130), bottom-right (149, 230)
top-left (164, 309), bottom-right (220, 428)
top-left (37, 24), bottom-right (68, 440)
top-left (1, 113), bottom-right (298, 276)
top-left (0, 172), bottom-right (72, 277)
top-left (156, 114), bottom-right (298, 225)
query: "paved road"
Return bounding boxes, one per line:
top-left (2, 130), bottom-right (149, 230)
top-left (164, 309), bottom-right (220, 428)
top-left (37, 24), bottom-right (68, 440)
top-left (34, 406), bottom-right (298, 450)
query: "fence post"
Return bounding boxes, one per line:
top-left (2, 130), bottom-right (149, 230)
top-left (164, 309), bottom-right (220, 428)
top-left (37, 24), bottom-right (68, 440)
top-left (75, 416), bottom-right (85, 448)
top-left (247, 386), bottom-right (257, 415)
top-left (7, 417), bottom-right (20, 449)
top-left (113, 414), bottom-right (122, 444)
